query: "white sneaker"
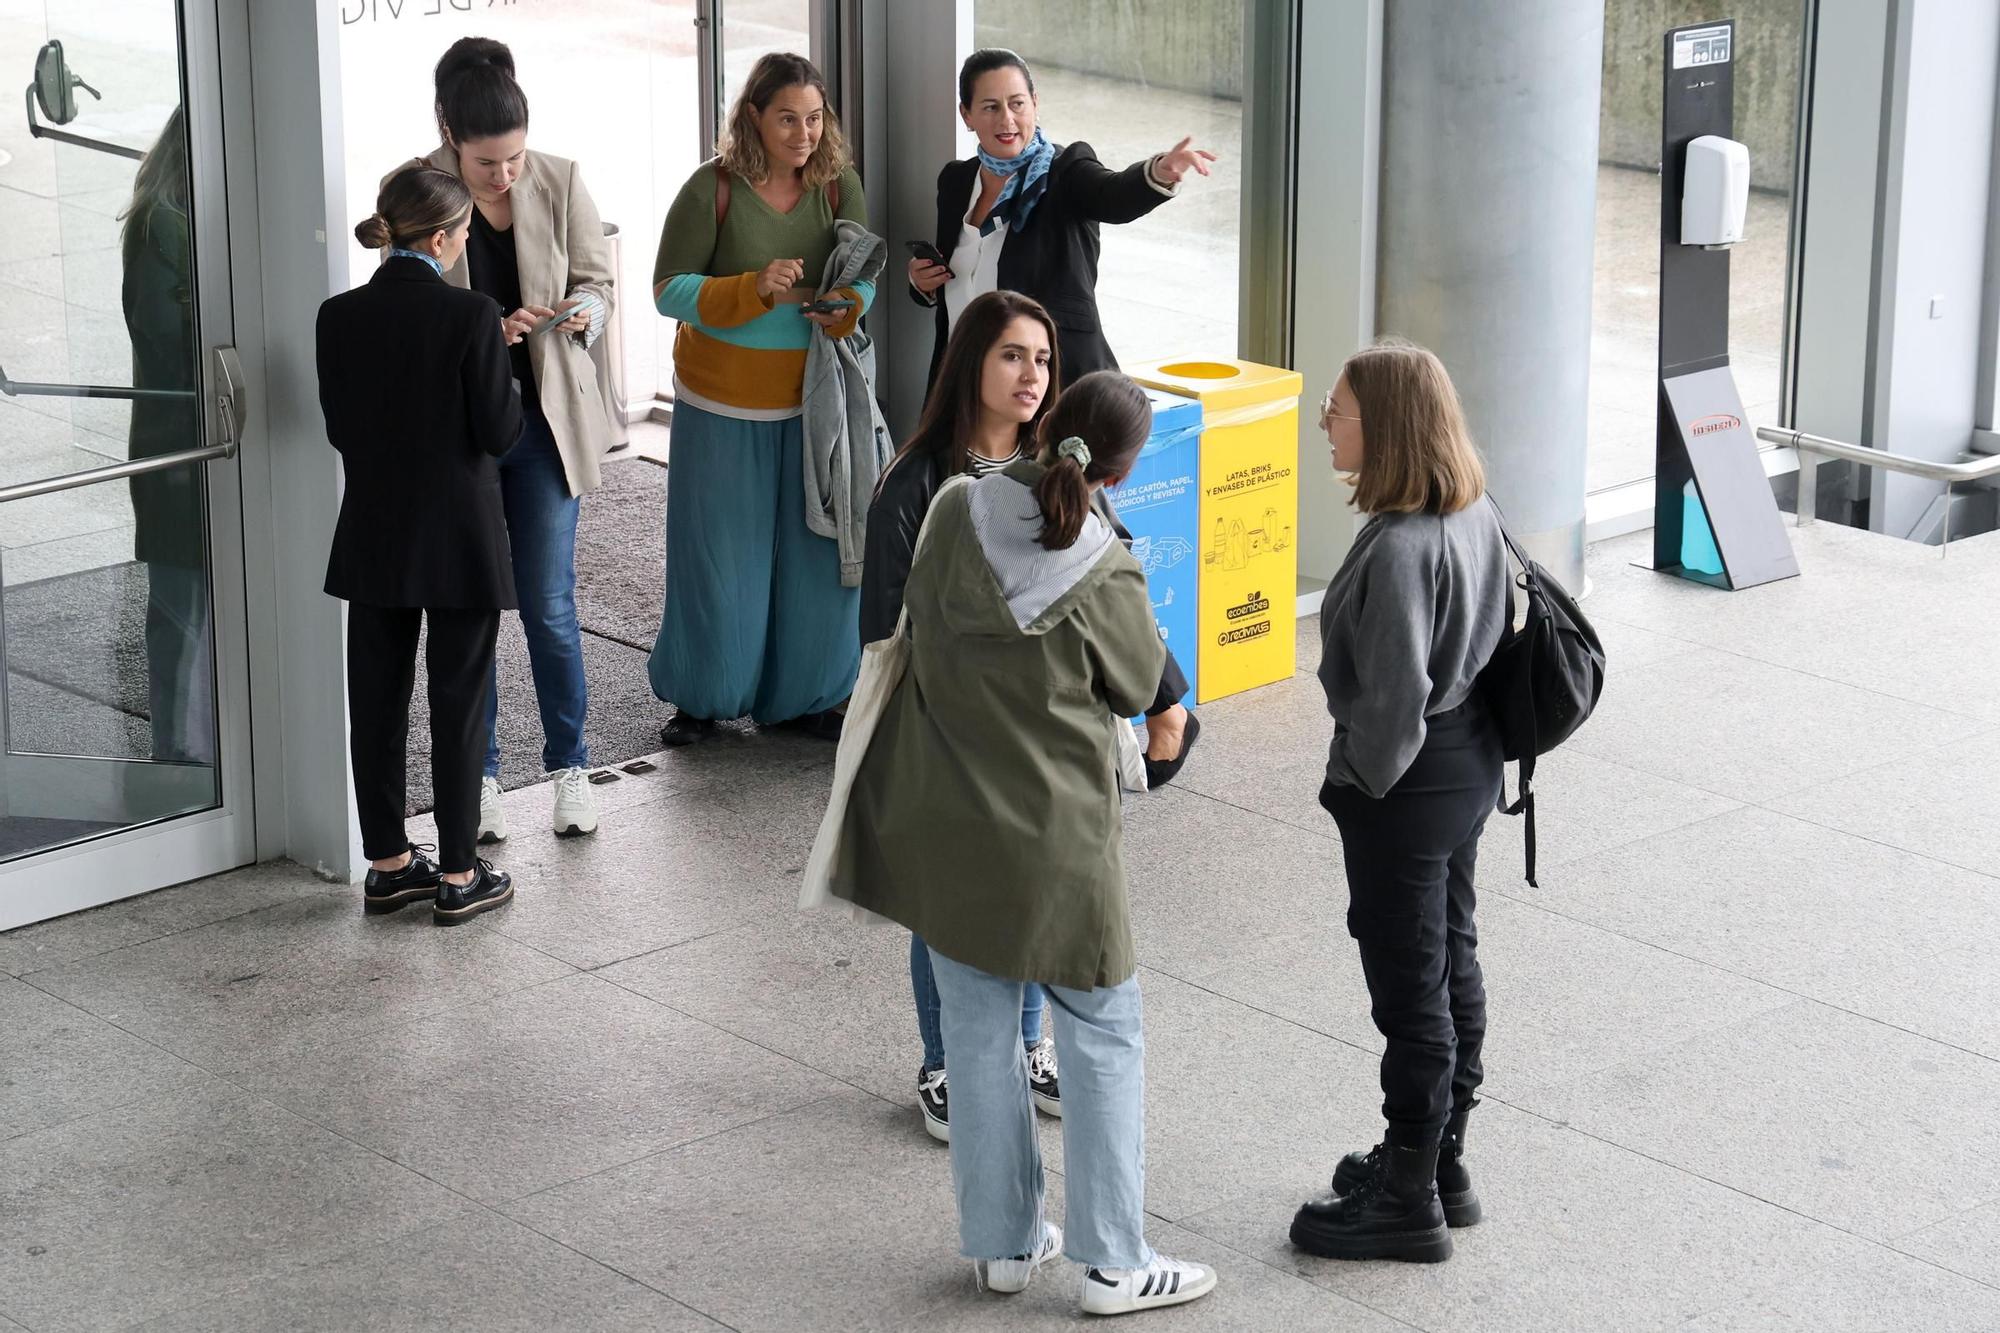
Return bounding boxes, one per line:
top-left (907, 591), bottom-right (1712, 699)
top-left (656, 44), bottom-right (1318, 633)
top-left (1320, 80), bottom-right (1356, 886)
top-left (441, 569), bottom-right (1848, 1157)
top-left (1080, 1254), bottom-right (1216, 1316)
top-left (976, 1220), bottom-right (1062, 1295)
top-left (477, 776), bottom-right (508, 845)
top-left (551, 766), bottom-right (600, 838)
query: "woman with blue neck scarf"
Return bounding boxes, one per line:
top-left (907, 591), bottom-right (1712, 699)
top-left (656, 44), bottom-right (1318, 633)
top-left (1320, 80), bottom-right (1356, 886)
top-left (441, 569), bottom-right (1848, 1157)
top-left (908, 48), bottom-right (1216, 391)
top-left (317, 167), bottom-right (522, 925)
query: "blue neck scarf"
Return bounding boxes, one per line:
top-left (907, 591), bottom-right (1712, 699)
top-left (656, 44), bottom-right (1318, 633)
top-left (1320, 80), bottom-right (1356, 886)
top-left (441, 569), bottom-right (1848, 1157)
top-left (389, 247), bottom-right (444, 277)
top-left (977, 128), bottom-right (1058, 236)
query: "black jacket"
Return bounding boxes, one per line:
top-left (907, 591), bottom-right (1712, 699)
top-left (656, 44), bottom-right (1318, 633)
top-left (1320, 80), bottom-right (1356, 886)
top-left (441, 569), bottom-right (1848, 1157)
top-left (861, 449), bottom-right (1188, 714)
top-left (316, 256), bottom-right (523, 609)
top-left (913, 142), bottom-right (1174, 392)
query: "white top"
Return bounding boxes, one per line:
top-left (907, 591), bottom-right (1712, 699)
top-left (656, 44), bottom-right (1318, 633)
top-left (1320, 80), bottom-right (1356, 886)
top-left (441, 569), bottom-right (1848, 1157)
top-left (943, 174), bottom-right (1007, 333)
top-left (933, 156), bottom-right (1177, 331)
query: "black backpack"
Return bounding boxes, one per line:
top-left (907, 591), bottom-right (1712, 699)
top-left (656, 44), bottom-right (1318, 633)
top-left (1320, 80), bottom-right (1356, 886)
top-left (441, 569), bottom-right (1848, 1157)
top-left (1478, 501), bottom-right (1606, 886)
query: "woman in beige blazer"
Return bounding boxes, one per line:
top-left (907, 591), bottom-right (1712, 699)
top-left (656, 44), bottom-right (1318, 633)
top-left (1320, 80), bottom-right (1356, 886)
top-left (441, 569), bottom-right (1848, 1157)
top-left (397, 36), bottom-right (616, 843)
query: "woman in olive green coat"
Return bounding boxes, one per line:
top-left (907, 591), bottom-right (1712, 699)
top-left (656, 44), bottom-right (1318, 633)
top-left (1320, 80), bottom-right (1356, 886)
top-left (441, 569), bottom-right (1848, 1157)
top-left (830, 372), bottom-right (1217, 1317)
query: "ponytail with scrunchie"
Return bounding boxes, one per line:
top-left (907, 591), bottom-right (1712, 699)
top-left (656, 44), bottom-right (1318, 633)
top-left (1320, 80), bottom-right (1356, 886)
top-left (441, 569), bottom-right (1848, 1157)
top-left (1030, 372), bottom-right (1155, 552)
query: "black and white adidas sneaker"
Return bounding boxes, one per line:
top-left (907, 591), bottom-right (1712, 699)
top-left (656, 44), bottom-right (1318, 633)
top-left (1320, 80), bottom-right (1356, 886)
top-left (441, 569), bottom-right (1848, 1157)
top-left (1080, 1254), bottom-right (1217, 1315)
top-left (918, 1064), bottom-right (950, 1143)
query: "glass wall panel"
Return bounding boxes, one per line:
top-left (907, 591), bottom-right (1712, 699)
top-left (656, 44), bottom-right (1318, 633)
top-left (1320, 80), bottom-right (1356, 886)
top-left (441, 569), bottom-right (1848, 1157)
top-left (336, 0), bottom-right (703, 408)
top-left (971, 0), bottom-right (1248, 367)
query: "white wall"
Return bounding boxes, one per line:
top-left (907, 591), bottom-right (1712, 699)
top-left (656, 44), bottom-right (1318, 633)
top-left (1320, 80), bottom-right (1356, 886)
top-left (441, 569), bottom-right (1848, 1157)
top-left (1870, 0), bottom-right (1999, 537)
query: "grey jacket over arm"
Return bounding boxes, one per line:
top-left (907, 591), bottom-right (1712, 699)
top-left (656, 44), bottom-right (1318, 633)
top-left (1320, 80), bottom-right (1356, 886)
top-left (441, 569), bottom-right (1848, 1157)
top-left (803, 219), bottom-right (893, 586)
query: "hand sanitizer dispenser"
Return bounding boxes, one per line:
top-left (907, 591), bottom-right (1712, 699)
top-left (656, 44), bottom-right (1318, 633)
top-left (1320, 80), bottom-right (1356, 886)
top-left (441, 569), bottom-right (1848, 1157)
top-left (1681, 135), bottom-right (1749, 247)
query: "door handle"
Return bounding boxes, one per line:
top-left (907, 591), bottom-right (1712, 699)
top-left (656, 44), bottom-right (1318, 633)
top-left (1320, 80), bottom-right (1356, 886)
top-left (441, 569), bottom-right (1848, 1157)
top-left (210, 345), bottom-right (245, 457)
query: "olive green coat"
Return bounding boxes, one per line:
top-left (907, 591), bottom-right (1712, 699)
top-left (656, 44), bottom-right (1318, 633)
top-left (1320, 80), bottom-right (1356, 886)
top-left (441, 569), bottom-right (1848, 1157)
top-left (830, 462), bottom-right (1167, 990)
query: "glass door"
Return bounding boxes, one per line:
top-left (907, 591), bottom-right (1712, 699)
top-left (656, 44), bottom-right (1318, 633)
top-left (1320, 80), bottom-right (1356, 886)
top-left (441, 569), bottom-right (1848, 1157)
top-left (0, 0), bottom-right (252, 927)
top-left (697, 0), bottom-right (818, 161)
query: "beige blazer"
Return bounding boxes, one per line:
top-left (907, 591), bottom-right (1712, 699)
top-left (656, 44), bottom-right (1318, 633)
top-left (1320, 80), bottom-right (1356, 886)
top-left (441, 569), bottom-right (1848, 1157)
top-left (388, 146), bottom-right (617, 496)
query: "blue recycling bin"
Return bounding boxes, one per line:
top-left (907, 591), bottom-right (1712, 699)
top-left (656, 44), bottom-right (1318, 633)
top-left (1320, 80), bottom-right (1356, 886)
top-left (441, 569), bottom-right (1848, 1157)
top-left (1108, 387), bottom-right (1203, 707)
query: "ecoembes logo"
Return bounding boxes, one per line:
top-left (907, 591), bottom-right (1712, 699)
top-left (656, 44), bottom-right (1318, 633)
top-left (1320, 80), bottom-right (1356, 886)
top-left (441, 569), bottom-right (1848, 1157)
top-left (1225, 591), bottom-right (1270, 621)
top-left (1220, 590), bottom-right (1271, 647)
top-left (1690, 413), bottom-right (1742, 437)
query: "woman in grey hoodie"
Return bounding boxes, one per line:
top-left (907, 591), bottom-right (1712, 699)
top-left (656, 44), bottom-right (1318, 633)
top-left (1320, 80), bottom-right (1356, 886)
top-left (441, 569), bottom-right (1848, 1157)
top-left (1291, 340), bottom-right (1510, 1265)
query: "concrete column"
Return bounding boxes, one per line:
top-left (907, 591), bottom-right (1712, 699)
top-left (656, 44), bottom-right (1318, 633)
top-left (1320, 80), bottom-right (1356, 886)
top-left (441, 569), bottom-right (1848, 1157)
top-left (1375, 0), bottom-right (1603, 588)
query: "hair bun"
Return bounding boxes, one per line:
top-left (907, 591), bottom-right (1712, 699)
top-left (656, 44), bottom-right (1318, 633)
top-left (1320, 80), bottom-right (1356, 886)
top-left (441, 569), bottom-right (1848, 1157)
top-left (353, 212), bottom-right (392, 249)
top-left (437, 36), bottom-right (516, 84)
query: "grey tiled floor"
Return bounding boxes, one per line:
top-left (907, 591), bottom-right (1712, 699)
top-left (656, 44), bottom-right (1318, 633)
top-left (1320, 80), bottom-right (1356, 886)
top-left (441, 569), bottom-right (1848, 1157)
top-left (6, 521), bottom-right (2000, 1331)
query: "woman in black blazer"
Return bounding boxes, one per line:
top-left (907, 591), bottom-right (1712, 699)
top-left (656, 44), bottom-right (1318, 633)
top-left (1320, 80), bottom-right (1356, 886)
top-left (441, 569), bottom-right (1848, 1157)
top-left (316, 166), bottom-right (522, 925)
top-left (907, 48), bottom-right (1216, 390)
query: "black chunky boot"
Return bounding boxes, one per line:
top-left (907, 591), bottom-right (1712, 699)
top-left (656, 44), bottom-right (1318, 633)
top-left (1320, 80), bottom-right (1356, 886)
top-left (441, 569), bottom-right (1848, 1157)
top-left (1331, 1107), bottom-right (1482, 1227)
top-left (1290, 1139), bottom-right (1452, 1263)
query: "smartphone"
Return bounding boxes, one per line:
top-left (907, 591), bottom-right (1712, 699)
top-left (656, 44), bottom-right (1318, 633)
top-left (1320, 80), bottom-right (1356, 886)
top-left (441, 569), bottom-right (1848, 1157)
top-left (905, 239), bottom-right (951, 271)
top-left (528, 301), bottom-right (588, 336)
top-left (801, 297), bottom-right (857, 317)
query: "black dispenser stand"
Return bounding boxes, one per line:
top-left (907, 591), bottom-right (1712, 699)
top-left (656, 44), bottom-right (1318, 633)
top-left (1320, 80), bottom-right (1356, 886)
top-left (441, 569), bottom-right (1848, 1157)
top-left (1651, 18), bottom-right (1799, 590)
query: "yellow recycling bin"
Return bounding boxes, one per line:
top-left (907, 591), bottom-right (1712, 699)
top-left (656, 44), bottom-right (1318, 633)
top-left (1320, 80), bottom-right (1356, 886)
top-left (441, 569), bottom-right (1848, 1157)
top-left (1126, 357), bottom-right (1303, 703)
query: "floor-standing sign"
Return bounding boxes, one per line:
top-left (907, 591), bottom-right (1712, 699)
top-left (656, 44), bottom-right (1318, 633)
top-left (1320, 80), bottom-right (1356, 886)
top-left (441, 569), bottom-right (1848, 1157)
top-left (1652, 19), bottom-right (1799, 589)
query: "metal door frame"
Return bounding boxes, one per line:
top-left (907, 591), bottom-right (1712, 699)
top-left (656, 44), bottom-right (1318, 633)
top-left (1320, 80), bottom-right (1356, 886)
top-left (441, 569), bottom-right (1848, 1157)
top-left (0, 0), bottom-right (257, 930)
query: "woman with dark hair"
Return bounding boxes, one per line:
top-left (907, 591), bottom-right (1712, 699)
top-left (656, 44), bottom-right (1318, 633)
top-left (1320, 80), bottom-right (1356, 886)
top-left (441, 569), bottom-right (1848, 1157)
top-left (648, 52), bottom-right (872, 747)
top-left (862, 290), bottom-right (1063, 1143)
top-left (832, 371), bottom-right (1217, 1317)
top-left (119, 106), bottom-right (213, 768)
top-left (907, 48), bottom-right (1215, 390)
top-left (861, 290), bottom-right (1198, 1145)
top-left (392, 35), bottom-right (616, 843)
top-left (907, 48), bottom-right (1209, 779)
top-left (317, 166), bottom-right (522, 925)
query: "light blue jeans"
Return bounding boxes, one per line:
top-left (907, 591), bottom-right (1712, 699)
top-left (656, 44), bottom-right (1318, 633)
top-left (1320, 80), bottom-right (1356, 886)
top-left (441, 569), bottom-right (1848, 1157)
top-left (928, 947), bottom-right (1153, 1270)
top-left (912, 931), bottom-right (1044, 1070)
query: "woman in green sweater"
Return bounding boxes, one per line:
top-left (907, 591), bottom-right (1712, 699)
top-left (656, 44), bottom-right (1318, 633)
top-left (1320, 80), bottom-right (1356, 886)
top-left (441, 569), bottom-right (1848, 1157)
top-left (649, 53), bottom-right (871, 746)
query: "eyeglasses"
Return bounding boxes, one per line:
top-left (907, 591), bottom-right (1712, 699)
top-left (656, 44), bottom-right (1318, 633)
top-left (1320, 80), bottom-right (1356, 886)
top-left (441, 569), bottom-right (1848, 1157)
top-left (1319, 389), bottom-right (1360, 425)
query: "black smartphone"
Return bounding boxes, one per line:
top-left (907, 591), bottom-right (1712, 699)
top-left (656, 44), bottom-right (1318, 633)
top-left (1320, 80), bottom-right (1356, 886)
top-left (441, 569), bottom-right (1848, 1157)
top-left (801, 297), bottom-right (857, 317)
top-left (905, 239), bottom-right (951, 270)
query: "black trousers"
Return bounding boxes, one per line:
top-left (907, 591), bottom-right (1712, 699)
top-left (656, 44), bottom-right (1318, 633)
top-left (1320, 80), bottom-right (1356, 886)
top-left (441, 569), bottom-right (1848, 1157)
top-left (1321, 702), bottom-right (1502, 1141)
top-left (1146, 647), bottom-right (1191, 718)
top-left (347, 603), bottom-right (501, 874)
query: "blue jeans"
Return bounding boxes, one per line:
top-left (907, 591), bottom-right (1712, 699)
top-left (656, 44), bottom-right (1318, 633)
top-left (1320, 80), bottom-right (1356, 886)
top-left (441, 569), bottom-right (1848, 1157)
top-left (912, 932), bottom-right (1044, 1071)
top-left (927, 948), bottom-right (1152, 1270)
top-left (483, 409), bottom-right (589, 777)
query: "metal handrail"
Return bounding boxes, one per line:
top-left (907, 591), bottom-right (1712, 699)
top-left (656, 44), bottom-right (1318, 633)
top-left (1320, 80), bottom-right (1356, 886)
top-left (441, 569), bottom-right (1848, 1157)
top-left (0, 347), bottom-right (242, 504)
top-left (1755, 426), bottom-right (2000, 551)
top-left (0, 441), bottom-right (234, 505)
top-left (0, 356), bottom-right (197, 404)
